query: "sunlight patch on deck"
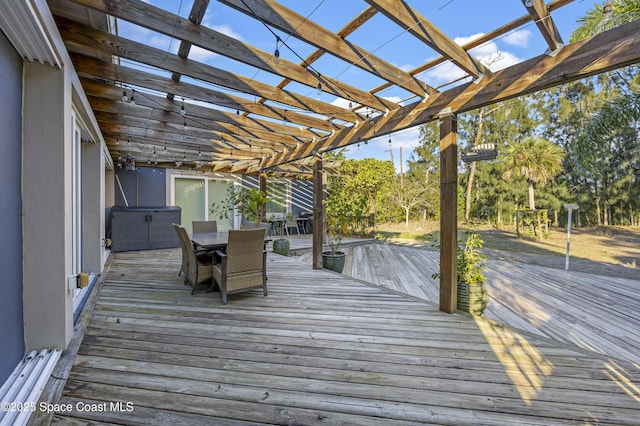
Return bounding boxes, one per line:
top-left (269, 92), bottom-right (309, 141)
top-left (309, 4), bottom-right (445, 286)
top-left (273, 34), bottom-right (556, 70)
top-left (475, 318), bottom-right (554, 405)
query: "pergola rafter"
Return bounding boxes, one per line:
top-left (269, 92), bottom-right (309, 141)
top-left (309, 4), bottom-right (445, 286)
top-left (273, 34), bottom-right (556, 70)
top-left (47, 0), bottom-right (640, 175)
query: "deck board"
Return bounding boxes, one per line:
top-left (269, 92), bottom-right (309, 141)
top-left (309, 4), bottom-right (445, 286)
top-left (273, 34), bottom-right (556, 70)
top-left (340, 242), bottom-right (640, 365)
top-left (50, 248), bottom-right (640, 425)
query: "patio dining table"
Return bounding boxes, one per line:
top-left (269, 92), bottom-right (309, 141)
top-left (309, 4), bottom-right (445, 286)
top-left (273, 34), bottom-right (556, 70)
top-left (191, 231), bottom-right (271, 250)
top-left (191, 231), bottom-right (231, 250)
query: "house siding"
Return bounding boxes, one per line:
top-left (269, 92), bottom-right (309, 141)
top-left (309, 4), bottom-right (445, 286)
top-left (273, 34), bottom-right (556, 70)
top-left (0, 32), bottom-right (25, 383)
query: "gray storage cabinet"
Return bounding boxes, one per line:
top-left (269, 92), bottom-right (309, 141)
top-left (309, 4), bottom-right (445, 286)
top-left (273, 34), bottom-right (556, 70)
top-left (111, 207), bottom-right (181, 252)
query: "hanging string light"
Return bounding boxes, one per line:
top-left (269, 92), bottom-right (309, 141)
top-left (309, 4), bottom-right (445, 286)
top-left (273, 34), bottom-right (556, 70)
top-left (122, 89), bottom-right (128, 102)
top-left (180, 98), bottom-right (186, 117)
top-left (130, 89), bottom-right (136, 106)
top-left (274, 36), bottom-right (281, 64)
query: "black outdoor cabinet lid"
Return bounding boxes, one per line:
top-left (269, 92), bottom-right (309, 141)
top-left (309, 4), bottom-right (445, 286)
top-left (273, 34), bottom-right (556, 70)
top-left (111, 206), bottom-right (181, 212)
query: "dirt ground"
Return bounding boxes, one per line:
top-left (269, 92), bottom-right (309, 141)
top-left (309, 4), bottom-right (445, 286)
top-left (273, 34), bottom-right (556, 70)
top-left (376, 222), bottom-right (640, 280)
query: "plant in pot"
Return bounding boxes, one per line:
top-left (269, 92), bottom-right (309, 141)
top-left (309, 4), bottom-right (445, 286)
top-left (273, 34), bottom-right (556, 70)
top-left (322, 202), bottom-right (349, 273)
top-left (433, 230), bottom-right (488, 316)
top-left (270, 213), bottom-right (290, 256)
top-left (243, 188), bottom-right (269, 226)
top-left (210, 186), bottom-right (268, 228)
top-left (209, 184), bottom-right (241, 229)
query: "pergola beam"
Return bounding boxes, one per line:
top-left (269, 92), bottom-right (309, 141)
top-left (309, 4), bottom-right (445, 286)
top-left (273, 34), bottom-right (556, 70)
top-left (523, 0), bottom-right (564, 53)
top-left (365, 0), bottom-right (490, 79)
top-left (78, 71), bottom-right (334, 133)
top-left (57, 17), bottom-right (359, 121)
top-left (219, 0), bottom-right (434, 98)
top-left (55, 0), bottom-right (394, 113)
top-left (167, 0), bottom-right (210, 101)
top-left (438, 113), bottom-right (458, 314)
top-left (261, 18), bottom-right (640, 169)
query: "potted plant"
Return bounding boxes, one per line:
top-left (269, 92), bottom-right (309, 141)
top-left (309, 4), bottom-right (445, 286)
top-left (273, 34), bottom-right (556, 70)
top-left (270, 213), bottom-right (290, 256)
top-left (210, 186), bottom-right (268, 228)
top-left (209, 185), bottom-right (240, 229)
top-left (433, 231), bottom-right (488, 316)
top-left (322, 202), bottom-right (348, 273)
top-left (244, 188), bottom-right (269, 226)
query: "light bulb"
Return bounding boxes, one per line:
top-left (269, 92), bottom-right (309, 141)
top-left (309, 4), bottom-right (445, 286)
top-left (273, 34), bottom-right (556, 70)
top-left (122, 90), bottom-right (128, 102)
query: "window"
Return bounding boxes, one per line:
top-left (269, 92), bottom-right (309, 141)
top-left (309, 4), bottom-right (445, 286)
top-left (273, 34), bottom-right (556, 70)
top-left (266, 180), bottom-right (288, 215)
top-left (171, 175), bottom-right (235, 232)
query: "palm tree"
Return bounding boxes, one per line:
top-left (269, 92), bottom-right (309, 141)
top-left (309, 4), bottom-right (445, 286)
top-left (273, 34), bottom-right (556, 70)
top-left (571, 1), bottom-right (640, 150)
top-left (501, 138), bottom-right (565, 210)
top-left (569, 0), bottom-right (640, 43)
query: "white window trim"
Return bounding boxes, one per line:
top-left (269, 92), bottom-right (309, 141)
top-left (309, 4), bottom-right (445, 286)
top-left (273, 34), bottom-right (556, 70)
top-left (168, 171), bottom-right (240, 226)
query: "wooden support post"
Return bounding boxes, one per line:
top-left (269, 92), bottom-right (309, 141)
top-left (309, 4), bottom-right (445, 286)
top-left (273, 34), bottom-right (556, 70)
top-left (259, 173), bottom-right (267, 222)
top-left (439, 113), bottom-right (458, 314)
top-left (312, 158), bottom-right (324, 269)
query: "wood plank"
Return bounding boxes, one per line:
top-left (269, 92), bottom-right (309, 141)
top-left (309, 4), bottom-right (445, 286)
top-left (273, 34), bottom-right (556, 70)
top-left (53, 0), bottom-right (392, 113)
top-left (61, 28), bottom-right (353, 120)
top-left (219, 0), bottom-right (431, 97)
top-left (263, 19), bottom-right (640, 167)
top-left (49, 248), bottom-right (640, 425)
top-left (337, 240), bottom-right (640, 365)
top-left (439, 114), bottom-right (458, 313)
top-left (365, 0), bottom-right (490, 78)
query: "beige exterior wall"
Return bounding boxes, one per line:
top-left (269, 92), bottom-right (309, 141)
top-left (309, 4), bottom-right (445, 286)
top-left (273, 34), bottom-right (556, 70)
top-left (82, 137), bottom-right (106, 274)
top-left (22, 61), bottom-right (74, 351)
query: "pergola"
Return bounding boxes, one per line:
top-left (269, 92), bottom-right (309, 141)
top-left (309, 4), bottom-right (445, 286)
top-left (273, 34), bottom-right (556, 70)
top-left (46, 0), bottom-right (640, 312)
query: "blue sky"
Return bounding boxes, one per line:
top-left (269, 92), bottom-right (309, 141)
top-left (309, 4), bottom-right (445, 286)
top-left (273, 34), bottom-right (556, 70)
top-left (121, 0), bottom-right (599, 170)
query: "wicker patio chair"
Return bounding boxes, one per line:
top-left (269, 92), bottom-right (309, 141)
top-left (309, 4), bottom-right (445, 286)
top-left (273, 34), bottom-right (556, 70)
top-left (192, 220), bottom-right (218, 251)
top-left (172, 223), bottom-right (190, 280)
top-left (212, 228), bottom-right (268, 305)
top-left (284, 219), bottom-right (299, 236)
top-left (257, 221), bottom-right (272, 236)
top-left (192, 220), bottom-right (217, 233)
top-left (175, 224), bottom-right (214, 294)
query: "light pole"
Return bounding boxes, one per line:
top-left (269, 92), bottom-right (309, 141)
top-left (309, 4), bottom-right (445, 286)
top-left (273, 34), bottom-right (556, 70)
top-left (564, 204), bottom-right (579, 270)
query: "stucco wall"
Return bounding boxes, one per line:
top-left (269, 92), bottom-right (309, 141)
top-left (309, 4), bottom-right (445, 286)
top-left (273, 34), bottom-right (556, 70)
top-left (0, 33), bottom-right (25, 383)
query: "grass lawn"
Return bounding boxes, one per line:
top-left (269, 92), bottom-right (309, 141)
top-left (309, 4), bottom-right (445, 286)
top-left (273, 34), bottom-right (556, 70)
top-left (375, 221), bottom-right (640, 268)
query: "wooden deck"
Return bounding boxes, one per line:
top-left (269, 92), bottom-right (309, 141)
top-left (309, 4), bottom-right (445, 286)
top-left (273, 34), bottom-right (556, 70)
top-left (45, 247), bottom-right (640, 425)
top-left (333, 242), bottom-right (640, 365)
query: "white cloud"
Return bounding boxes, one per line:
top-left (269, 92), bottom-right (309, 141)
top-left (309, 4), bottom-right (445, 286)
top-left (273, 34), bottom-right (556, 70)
top-left (369, 126), bottom-right (421, 155)
top-left (148, 35), bottom-right (177, 53)
top-left (418, 32), bottom-right (524, 85)
top-left (383, 96), bottom-right (403, 104)
top-left (211, 24), bottom-right (244, 42)
top-left (396, 63), bottom-right (415, 72)
top-left (387, 127), bottom-right (422, 154)
top-left (189, 45), bottom-right (218, 62)
top-left (454, 33), bottom-right (485, 46)
top-left (502, 29), bottom-right (532, 48)
top-left (330, 97), bottom-right (351, 109)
